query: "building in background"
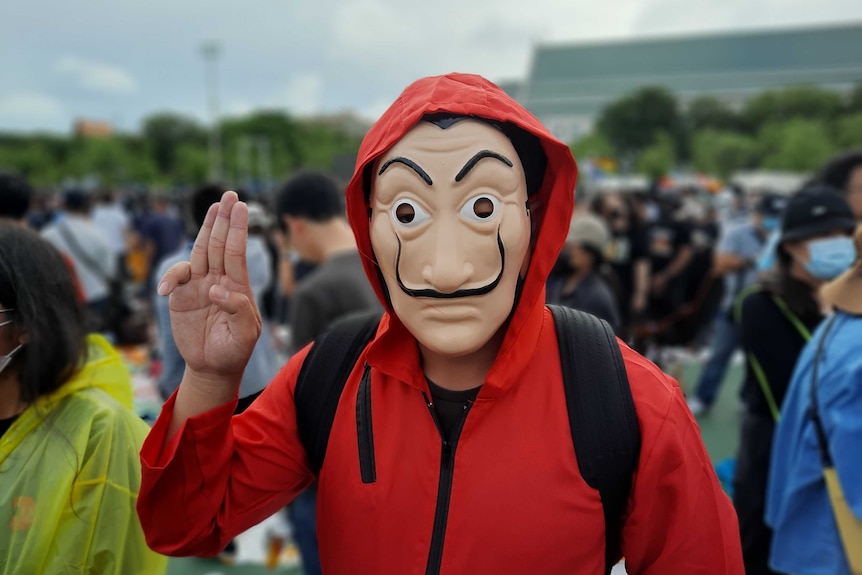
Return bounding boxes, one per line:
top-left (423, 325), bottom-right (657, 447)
top-left (502, 23), bottom-right (862, 142)
top-left (73, 119), bottom-right (114, 138)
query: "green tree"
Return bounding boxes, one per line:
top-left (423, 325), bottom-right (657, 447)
top-left (0, 140), bottom-right (61, 186)
top-left (172, 144), bottom-right (209, 183)
top-left (686, 96), bottom-right (740, 132)
top-left (141, 113), bottom-right (207, 176)
top-left (741, 86), bottom-right (845, 133)
top-left (64, 137), bottom-right (134, 184)
top-left (835, 112), bottom-right (862, 150)
top-left (847, 82), bottom-right (862, 114)
top-left (692, 130), bottom-right (758, 179)
top-left (597, 86), bottom-right (685, 157)
top-left (636, 132), bottom-right (676, 180)
top-left (758, 119), bottom-right (835, 172)
top-left (569, 132), bottom-right (613, 161)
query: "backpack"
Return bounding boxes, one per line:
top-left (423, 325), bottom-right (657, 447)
top-left (294, 304), bottom-right (641, 574)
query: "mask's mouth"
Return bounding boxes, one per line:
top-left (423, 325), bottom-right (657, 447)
top-left (395, 230), bottom-right (505, 299)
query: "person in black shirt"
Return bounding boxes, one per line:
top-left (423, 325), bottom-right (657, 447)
top-left (733, 186), bottom-right (857, 575)
top-left (593, 192), bottom-right (650, 333)
top-left (645, 191), bottom-right (693, 323)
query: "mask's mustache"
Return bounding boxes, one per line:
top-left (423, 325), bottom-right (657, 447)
top-left (395, 230), bottom-right (505, 299)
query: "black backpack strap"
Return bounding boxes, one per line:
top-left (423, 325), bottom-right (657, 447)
top-left (549, 305), bottom-right (641, 575)
top-left (294, 310), bottom-right (382, 477)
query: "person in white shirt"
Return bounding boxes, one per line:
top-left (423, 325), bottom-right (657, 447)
top-left (42, 190), bottom-right (117, 331)
top-left (92, 190), bottom-right (130, 276)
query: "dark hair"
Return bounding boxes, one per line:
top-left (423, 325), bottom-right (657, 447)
top-left (0, 225), bottom-right (87, 404)
top-left (63, 189), bottom-right (90, 214)
top-left (0, 173), bottom-right (33, 220)
top-left (189, 183), bottom-right (227, 232)
top-left (276, 171), bottom-right (344, 222)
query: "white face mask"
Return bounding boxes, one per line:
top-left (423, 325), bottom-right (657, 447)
top-left (0, 344), bottom-right (22, 375)
top-left (0, 308), bottom-right (21, 374)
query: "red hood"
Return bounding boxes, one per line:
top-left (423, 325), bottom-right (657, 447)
top-left (346, 73), bottom-right (577, 396)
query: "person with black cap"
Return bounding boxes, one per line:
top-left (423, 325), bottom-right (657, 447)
top-left (733, 185), bottom-right (857, 575)
top-left (766, 223), bottom-right (862, 575)
top-left (687, 192), bottom-right (787, 416)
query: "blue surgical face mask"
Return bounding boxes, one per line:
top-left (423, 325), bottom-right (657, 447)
top-left (757, 231), bottom-right (781, 272)
top-left (760, 216), bottom-right (780, 232)
top-left (804, 236), bottom-right (857, 280)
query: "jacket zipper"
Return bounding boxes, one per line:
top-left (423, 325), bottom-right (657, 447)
top-left (423, 393), bottom-right (474, 575)
top-left (356, 364), bottom-right (376, 483)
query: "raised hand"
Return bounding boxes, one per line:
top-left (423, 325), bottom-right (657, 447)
top-left (157, 191), bottom-right (262, 383)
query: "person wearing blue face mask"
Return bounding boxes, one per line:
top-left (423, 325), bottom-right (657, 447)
top-left (687, 192), bottom-right (787, 417)
top-left (732, 186), bottom-right (857, 575)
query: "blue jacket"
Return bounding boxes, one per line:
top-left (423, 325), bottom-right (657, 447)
top-left (766, 311), bottom-right (862, 575)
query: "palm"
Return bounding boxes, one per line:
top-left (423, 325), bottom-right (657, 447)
top-left (162, 192), bottom-right (261, 378)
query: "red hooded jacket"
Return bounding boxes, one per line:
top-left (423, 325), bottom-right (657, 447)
top-left (138, 74), bottom-right (743, 574)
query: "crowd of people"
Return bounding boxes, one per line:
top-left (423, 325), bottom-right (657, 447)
top-left (0, 74), bottom-right (860, 575)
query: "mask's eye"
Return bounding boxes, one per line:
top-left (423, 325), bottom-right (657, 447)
top-left (460, 195), bottom-right (499, 222)
top-left (391, 199), bottom-right (430, 227)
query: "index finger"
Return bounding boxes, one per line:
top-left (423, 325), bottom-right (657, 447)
top-left (190, 203), bottom-right (218, 278)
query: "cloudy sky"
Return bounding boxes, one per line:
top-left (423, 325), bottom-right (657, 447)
top-left (3, 0), bottom-right (861, 133)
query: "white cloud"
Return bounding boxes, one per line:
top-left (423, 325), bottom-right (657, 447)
top-left (283, 74), bottom-right (324, 116)
top-left (55, 55), bottom-right (138, 94)
top-left (0, 92), bottom-right (66, 130)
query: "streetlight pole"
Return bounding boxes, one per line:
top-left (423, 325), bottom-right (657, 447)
top-left (201, 41), bottom-right (222, 181)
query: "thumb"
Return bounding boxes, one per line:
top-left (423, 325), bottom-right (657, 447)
top-left (209, 285), bottom-right (261, 334)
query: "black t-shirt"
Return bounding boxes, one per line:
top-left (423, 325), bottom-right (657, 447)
top-left (0, 415), bottom-right (17, 439)
top-left (606, 227), bottom-right (648, 300)
top-left (738, 291), bottom-right (823, 417)
top-left (646, 219), bottom-right (692, 275)
top-left (690, 222), bottom-right (719, 253)
top-left (427, 378), bottom-right (481, 442)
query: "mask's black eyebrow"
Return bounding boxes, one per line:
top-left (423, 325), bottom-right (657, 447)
top-left (455, 150), bottom-right (514, 183)
top-left (378, 157), bottom-right (433, 186)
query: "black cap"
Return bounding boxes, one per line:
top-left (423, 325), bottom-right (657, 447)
top-left (755, 193), bottom-right (787, 217)
top-left (780, 185), bottom-right (857, 243)
top-left (275, 171), bottom-right (344, 222)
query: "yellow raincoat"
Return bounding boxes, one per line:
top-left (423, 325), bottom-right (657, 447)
top-left (0, 334), bottom-right (167, 574)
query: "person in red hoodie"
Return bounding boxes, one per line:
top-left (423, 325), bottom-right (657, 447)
top-left (138, 74), bottom-right (743, 574)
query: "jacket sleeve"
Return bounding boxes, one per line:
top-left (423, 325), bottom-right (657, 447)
top-left (620, 352), bottom-right (744, 574)
top-left (137, 347), bottom-right (315, 556)
top-left (827, 356), bottom-right (862, 517)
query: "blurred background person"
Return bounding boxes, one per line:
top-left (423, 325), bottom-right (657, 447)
top-left (0, 224), bottom-right (166, 574)
top-left (733, 186), bottom-right (856, 575)
top-left (593, 191), bottom-right (650, 335)
top-left (141, 194), bottom-right (185, 292)
top-left (547, 212), bottom-right (621, 332)
top-left (274, 171), bottom-right (382, 575)
top-left (688, 193), bottom-right (786, 416)
top-left (817, 150), bottom-right (862, 222)
top-left (42, 189), bottom-right (117, 333)
top-left (766, 223), bottom-right (862, 575)
top-left (92, 189), bottom-right (131, 280)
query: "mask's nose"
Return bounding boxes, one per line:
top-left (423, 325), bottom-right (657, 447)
top-left (421, 220), bottom-right (474, 294)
